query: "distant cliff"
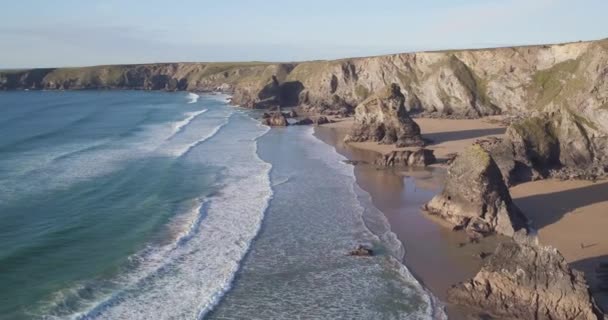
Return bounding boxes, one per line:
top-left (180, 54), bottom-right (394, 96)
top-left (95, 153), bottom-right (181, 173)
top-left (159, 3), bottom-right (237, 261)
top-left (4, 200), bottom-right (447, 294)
top-left (2, 39), bottom-right (608, 168)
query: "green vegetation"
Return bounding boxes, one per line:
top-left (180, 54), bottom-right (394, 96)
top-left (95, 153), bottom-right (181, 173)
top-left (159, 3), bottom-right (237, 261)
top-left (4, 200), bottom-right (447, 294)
top-left (44, 65), bottom-right (128, 86)
top-left (355, 84), bottom-right (370, 99)
top-left (286, 61), bottom-right (336, 82)
top-left (448, 55), bottom-right (493, 107)
top-left (462, 144), bottom-right (492, 167)
top-left (530, 58), bottom-right (581, 108)
top-left (512, 117), bottom-right (558, 160)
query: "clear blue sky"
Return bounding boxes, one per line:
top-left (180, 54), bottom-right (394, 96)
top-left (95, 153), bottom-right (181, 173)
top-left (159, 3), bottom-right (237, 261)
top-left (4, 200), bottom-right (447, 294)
top-left (1, 0), bottom-right (607, 68)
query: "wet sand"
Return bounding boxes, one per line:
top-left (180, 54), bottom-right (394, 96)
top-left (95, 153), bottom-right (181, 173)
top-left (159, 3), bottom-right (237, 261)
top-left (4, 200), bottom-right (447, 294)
top-left (314, 123), bottom-right (504, 319)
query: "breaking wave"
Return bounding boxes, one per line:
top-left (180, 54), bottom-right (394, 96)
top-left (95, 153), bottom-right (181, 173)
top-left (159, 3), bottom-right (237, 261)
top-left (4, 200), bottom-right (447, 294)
top-left (187, 92), bottom-right (200, 104)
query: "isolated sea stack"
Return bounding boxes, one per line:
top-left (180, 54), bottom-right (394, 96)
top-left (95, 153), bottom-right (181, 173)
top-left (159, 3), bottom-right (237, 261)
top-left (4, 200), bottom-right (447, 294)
top-left (448, 232), bottom-right (602, 320)
top-left (345, 83), bottom-right (425, 147)
top-left (424, 145), bottom-right (528, 236)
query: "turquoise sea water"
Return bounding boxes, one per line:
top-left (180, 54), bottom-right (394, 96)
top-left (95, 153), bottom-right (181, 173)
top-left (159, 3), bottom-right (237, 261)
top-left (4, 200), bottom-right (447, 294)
top-left (0, 91), bottom-right (440, 319)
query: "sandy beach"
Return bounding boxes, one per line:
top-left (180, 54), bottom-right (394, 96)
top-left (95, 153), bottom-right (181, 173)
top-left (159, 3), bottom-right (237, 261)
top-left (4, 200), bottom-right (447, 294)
top-left (317, 116), bottom-right (608, 317)
top-left (315, 118), bottom-right (507, 319)
top-left (511, 179), bottom-right (608, 309)
top-left (326, 117), bottom-right (507, 162)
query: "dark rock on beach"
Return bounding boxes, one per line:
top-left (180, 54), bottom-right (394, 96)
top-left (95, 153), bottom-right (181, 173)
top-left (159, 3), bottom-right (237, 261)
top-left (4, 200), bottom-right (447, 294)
top-left (293, 116), bottom-right (333, 126)
top-left (423, 145), bottom-right (528, 237)
top-left (262, 112), bottom-right (289, 127)
top-left (348, 245), bottom-right (374, 257)
top-left (448, 232), bottom-right (603, 320)
top-left (375, 149), bottom-right (436, 167)
top-left (341, 160), bottom-right (368, 166)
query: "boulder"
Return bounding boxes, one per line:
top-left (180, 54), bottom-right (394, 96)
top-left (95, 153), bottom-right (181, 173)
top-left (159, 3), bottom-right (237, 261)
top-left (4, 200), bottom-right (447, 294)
top-left (293, 117), bottom-right (313, 125)
top-left (423, 145), bottom-right (528, 236)
top-left (345, 83), bottom-right (425, 147)
top-left (348, 245), bottom-right (374, 257)
top-left (293, 116), bottom-right (333, 126)
top-left (375, 149), bottom-right (436, 167)
top-left (341, 160), bottom-right (368, 166)
top-left (262, 112), bottom-right (288, 127)
top-left (315, 116), bottom-right (331, 125)
top-left (448, 232), bottom-right (603, 320)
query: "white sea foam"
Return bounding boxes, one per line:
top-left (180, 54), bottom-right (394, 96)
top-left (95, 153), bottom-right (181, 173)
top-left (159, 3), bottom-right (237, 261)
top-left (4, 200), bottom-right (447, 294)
top-left (1, 105), bottom-right (231, 201)
top-left (40, 111), bottom-right (273, 320)
top-left (300, 126), bottom-right (447, 319)
top-left (186, 92), bottom-right (200, 104)
top-left (169, 109), bottom-right (208, 138)
top-left (272, 175), bottom-right (291, 187)
top-left (160, 113), bottom-right (232, 158)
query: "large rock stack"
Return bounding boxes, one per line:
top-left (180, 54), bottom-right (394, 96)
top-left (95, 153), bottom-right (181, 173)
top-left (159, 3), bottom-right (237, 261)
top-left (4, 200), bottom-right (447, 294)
top-left (423, 145), bottom-right (528, 237)
top-left (345, 83), bottom-right (425, 147)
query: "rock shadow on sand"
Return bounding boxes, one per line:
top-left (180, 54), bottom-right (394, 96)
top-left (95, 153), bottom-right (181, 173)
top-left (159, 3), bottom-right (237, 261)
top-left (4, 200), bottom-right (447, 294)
top-left (571, 254), bottom-right (608, 314)
top-left (425, 128), bottom-right (506, 144)
top-left (514, 182), bottom-right (608, 229)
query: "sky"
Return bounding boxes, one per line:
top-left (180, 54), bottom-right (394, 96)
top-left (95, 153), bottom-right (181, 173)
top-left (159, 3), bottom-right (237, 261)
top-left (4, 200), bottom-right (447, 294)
top-left (1, 0), bottom-right (607, 68)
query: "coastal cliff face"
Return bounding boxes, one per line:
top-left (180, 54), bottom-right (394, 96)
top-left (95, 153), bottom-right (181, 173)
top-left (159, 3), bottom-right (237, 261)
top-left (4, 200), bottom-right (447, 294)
top-left (3, 40), bottom-right (606, 117)
top-left (2, 39), bottom-right (607, 167)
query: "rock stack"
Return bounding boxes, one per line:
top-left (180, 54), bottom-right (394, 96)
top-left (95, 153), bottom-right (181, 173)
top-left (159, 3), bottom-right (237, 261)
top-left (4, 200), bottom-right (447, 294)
top-left (423, 145), bottom-right (528, 237)
top-left (448, 232), bottom-right (603, 320)
top-left (345, 84), bottom-right (425, 147)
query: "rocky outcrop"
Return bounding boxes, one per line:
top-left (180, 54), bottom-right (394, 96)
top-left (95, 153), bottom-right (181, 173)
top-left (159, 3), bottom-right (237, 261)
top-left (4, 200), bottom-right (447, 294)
top-left (345, 84), bottom-right (425, 147)
top-left (448, 232), bottom-right (603, 320)
top-left (292, 116), bottom-right (333, 126)
top-left (261, 112), bottom-right (288, 127)
top-left (480, 111), bottom-right (608, 185)
top-left (474, 137), bottom-right (520, 186)
top-left (375, 149), bottom-right (436, 167)
top-left (423, 145), bottom-right (528, 237)
top-left (348, 244), bottom-right (374, 257)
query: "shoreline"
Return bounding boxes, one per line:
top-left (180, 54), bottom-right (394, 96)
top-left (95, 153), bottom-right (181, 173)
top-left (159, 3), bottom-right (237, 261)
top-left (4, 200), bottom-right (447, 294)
top-left (313, 123), bottom-right (505, 319)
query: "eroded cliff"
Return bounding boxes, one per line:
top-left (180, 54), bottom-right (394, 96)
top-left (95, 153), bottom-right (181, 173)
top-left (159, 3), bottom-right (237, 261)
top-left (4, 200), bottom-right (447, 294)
top-left (2, 39), bottom-right (608, 169)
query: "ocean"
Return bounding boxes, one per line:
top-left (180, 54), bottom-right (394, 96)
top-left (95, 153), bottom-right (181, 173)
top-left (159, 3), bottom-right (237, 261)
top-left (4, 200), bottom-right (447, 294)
top-left (0, 91), bottom-right (441, 319)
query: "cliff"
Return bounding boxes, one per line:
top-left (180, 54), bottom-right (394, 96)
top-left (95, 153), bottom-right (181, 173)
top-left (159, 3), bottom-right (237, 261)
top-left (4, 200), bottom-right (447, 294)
top-left (2, 39), bottom-right (607, 168)
top-left (3, 40), bottom-right (606, 118)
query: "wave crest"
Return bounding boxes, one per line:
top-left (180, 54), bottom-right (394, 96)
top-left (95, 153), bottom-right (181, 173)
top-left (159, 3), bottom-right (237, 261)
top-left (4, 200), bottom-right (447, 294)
top-left (187, 93), bottom-right (200, 104)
